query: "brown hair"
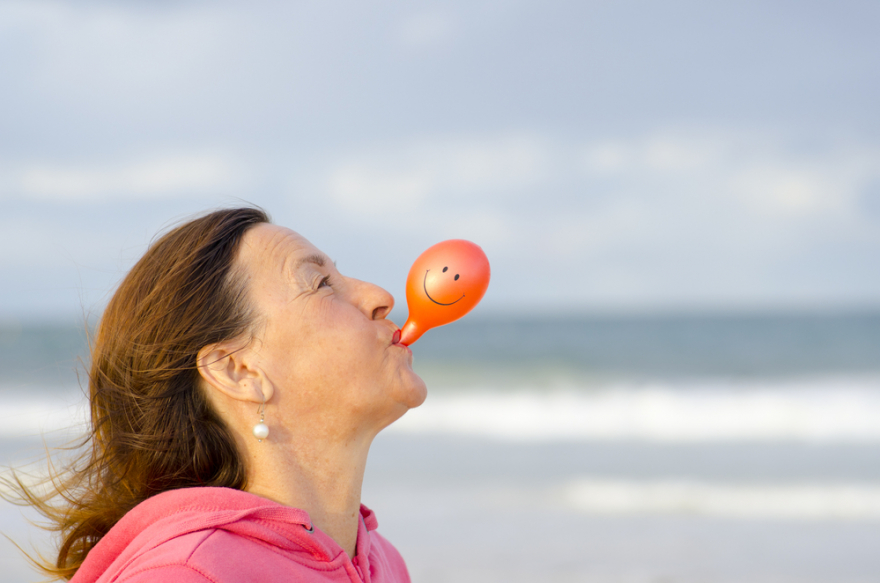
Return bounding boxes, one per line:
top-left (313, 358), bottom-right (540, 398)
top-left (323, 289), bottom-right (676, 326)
top-left (3, 207), bottom-right (269, 580)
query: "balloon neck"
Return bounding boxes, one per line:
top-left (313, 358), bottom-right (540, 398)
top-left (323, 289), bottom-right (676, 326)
top-left (398, 319), bottom-right (424, 346)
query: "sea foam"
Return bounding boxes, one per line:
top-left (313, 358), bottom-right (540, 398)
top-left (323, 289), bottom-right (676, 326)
top-left (390, 376), bottom-right (880, 442)
top-left (3, 377), bottom-right (880, 443)
top-left (562, 478), bottom-right (880, 520)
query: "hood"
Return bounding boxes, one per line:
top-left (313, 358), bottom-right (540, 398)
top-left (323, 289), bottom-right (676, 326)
top-left (70, 487), bottom-right (380, 583)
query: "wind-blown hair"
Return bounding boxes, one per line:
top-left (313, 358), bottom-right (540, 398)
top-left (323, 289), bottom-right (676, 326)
top-left (3, 207), bottom-right (269, 580)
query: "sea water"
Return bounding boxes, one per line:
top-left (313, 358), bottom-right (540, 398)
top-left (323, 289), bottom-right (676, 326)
top-left (2, 312), bottom-right (880, 582)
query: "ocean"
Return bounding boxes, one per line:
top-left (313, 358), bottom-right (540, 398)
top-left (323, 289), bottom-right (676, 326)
top-left (2, 312), bottom-right (880, 582)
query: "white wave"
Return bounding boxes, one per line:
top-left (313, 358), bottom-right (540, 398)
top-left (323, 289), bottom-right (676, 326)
top-left (391, 377), bottom-right (880, 442)
top-left (4, 378), bottom-right (880, 443)
top-left (562, 478), bottom-right (880, 520)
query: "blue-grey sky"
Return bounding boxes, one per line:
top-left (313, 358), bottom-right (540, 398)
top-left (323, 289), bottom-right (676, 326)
top-left (1, 0), bottom-right (879, 320)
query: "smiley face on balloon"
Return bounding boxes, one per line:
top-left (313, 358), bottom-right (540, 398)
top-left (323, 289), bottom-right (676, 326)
top-left (398, 239), bottom-right (490, 346)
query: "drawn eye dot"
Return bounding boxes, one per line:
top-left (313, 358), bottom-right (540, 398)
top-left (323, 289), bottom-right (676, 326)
top-left (454, 274), bottom-right (460, 280)
top-left (442, 266), bottom-right (448, 272)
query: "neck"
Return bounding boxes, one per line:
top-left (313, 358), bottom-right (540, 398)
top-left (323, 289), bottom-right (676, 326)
top-left (245, 429), bottom-right (373, 559)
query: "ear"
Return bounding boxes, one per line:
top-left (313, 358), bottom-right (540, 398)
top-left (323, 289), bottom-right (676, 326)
top-left (197, 341), bottom-right (273, 405)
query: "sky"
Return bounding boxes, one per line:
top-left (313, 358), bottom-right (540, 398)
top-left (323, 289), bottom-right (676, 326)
top-left (1, 0), bottom-right (879, 320)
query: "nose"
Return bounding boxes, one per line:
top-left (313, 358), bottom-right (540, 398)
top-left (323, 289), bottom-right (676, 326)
top-left (349, 277), bottom-right (394, 320)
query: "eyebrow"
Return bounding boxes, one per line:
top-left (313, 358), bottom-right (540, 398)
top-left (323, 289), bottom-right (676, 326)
top-left (293, 254), bottom-right (327, 271)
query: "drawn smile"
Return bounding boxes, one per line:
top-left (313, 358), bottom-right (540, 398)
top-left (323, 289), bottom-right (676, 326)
top-left (423, 270), bottom-right (465, 306)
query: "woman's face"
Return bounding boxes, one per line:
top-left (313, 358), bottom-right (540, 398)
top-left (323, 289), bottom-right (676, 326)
top-left (237, 224), bottom-right (426, 440)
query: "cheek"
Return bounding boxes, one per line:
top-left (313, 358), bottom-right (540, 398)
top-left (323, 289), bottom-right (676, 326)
top-left (298, 311), bottom-right (380, 385)
top-left (262, 298), bottom-right (386, 401)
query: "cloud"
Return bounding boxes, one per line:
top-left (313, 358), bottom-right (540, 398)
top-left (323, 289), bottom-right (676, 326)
top-left (0, 216), bottom-right (110, 268)
top-left (1, 1), bottom-right (878, 314)
top-left (4, 152), bottom-right (246, 201)
top-left (579, 129), bottom-right (880, 222)
top-left (0, 1), bottom-right (227, 98)
top-left (323, 134), bottom-right (552, 217)
top-left (319, 128), bottom-right (880, 235)
top-left (301, 128), bottom-right (880, 308)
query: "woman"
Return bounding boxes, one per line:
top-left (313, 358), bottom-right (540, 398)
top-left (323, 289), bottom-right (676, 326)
top-left (11, 208), bottom-right (426, 582)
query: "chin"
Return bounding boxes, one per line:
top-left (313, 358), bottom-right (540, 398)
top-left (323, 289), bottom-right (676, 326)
top-left (405, 378), bottom-right (428, 409)
top-left (378, 376), bottom-right (428, 430)
top-left (400, 371), bottom-right (428, 409)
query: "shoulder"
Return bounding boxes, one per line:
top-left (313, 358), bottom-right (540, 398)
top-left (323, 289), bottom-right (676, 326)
top-left (113, 529), bottom-right (221, 582)
top-left (371, 530), bottom-right (408, 565)
top-left (369, 530), bottom-right (411, 582)
top-left (117, 526), bottom-right (325, 583)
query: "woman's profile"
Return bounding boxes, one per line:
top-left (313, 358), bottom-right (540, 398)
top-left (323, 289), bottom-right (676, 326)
top-left (5, 207), bottom-right (426, 582)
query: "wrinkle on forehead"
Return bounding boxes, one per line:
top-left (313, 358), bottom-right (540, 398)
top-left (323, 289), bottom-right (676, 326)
top-left (240, 224), bottom-right (302, 264)
top-left (238, 223), bottom-right (327, 289)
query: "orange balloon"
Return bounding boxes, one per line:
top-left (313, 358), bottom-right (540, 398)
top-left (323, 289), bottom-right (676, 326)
top-left (398, 239), bottom-right (490, 346)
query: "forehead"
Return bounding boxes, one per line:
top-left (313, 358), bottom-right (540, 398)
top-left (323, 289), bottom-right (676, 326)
top-left (237, 223), bottom-right (326, 281)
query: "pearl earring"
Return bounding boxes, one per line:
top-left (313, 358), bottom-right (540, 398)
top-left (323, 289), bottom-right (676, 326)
top-left (253, 395), bottom-right (269, 441)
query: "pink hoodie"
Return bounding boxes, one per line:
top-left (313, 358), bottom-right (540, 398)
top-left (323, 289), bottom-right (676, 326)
top-left (69, 487), bottom-right (410, 583)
